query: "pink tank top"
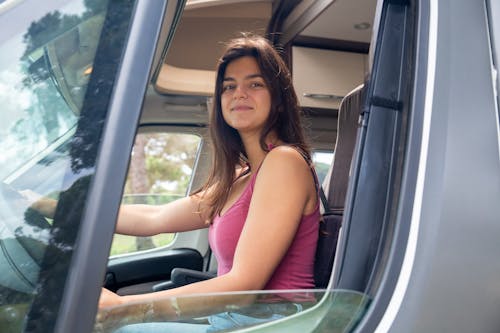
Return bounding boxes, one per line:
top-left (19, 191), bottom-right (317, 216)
top-left (208, 154), bottom-right (320, 290)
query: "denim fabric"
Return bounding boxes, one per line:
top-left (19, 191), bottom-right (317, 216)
top-left (114, 321), bottom-right (210, 333)
top-left (206, 311), bottom-right (284, 332)
top-left (113, 303), bottom-right (302, 333)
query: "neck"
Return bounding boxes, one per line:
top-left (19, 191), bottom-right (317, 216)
top-left (240, 131), bottom-right (280, 170)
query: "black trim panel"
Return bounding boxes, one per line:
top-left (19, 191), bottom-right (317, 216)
top-left (106, 248), bottom-right (204, 292)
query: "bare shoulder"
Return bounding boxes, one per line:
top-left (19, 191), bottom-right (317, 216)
top-left (255, 146), bottom-right (316, 209)
top-left (259, 145), bottom-right (311, 180)
top-left (263, 145), bottom-right (309, 169)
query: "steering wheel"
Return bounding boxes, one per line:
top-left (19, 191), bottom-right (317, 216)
top-left (0, 182), bottom-right (51, 293)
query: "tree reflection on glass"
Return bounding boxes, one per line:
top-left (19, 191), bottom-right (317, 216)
top-left (0, 0), bottom-right (136, 331)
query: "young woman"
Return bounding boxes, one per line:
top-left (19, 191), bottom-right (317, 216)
top-left (97, 34), bottom-right (321, 332)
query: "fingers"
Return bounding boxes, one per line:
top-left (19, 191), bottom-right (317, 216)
top-left (19, 189), bottom-right (43, 204)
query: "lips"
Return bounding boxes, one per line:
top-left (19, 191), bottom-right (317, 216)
top-left (231, 105), bottom-right (253, 111)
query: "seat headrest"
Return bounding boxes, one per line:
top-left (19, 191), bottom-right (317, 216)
top-left (322, 84), bottom-right (365, 211)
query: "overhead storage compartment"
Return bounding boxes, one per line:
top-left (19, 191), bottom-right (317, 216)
top-left (292, 46), bottom-right (366, 110)
top-left (154, 1), bottom-right (272, 97)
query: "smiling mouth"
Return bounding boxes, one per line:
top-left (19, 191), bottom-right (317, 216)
top-left (231, 105), bottom-right (253, 111)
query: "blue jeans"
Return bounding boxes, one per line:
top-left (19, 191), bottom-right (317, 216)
top-left (114, 303), bottom-right (302, 333)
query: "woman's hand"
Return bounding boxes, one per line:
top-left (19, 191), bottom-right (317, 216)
top-left (99, 288), bottom-right (123, 309)
top-left (32, 197), bottom-right (57, 218)
top-left (95, 289), bottom-right (142, 332)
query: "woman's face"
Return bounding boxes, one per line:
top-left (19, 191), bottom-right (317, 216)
top-left (220, 56), bottom-right (272, 137)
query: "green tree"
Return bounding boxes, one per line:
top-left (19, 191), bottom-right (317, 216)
top-left (125, 133), bottom-right (200, 196)
top-left (128, 135), bottom-right (155, 251)
top-left (117, 133), bottom-right (200, 254)
top-left (22, 11), bottom-right (80, 57)
top-left (314, 161), bottom-right (331, 185)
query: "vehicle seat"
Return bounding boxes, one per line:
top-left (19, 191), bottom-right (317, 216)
top-left (314, 84), bottom-right (365, 288)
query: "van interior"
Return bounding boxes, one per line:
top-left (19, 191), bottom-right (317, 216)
top-left (104, 0), bottom-right (378, 296)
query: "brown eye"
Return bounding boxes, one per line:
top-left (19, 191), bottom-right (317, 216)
top-left (250, 81), bottom-right (265, 88)
top-left (222, 84), bottom-right (236, 92)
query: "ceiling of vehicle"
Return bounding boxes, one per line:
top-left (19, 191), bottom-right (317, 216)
top-left (299, 0), bottom-right (375, 43)
top-left (166, 1), bottom-right (272, 72)
top-left (155, 0), bottom-right (375, 96)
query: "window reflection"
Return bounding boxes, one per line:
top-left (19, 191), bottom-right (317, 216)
top-left (94, 290), bottom-right (370, 333)
top-left (0, 1), bottom-right (112, 331)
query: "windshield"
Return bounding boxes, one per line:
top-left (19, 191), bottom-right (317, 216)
top-left (0, 2), bottom-right (105, 182)
top-left (0, 1), bottom-right (117, 331)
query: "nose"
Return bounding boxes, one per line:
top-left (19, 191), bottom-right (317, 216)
top-left (233, 85), bottom-right (248, 99)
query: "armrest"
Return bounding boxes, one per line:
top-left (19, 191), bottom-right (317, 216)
top-left (171, 268), bottom-right (216, 287)
top-left (152, 268), bottom-right (216, 292)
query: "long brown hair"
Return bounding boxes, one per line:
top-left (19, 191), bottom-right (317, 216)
top-left (196, 34), bottom-right (310, 221)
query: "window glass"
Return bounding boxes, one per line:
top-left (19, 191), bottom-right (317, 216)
top-left (110, 132), bottom-right (202, 256)
top-left (94, 290), bottom-right (370, 333)
top-left (312, 150), bottom-right (334, 185)
top-left (0, 1), bottom-right (112, 182)
top-left (0, 0), bottom-right (135, 331)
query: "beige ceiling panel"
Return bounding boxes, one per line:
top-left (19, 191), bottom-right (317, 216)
top-left (156, 64), bottom-right (216, 96)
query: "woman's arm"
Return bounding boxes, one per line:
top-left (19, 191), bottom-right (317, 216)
top-left (99, 146), bottom-right (316, 315)
top-left (29, 190), bottom-right (211, 236)
top-left (115, 193), bottom-right (210, 236)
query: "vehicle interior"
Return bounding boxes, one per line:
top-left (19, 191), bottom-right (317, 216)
top-left (0, 0), bottom-right (417, 331)
top-left (102, 0), bottom-right (377, 297)
top-left (4, 0), bottom-right (500, 332)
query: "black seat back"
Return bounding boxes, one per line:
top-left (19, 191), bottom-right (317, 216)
top-left (314, 84), bottom-right (365, 288)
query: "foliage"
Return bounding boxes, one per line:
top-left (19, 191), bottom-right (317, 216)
top-left (314, 161), bottom-right (331, 185)
top-left (124, 133), bottom-right (201, 196)
top-left (109, 234), bottom-right (175, 257)
top-left (22, 0), bottom-right (108, 57)
top-left (110, 133), bottom-right (201, 256)
top-left (22, 12), bottom-right (80, 57)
